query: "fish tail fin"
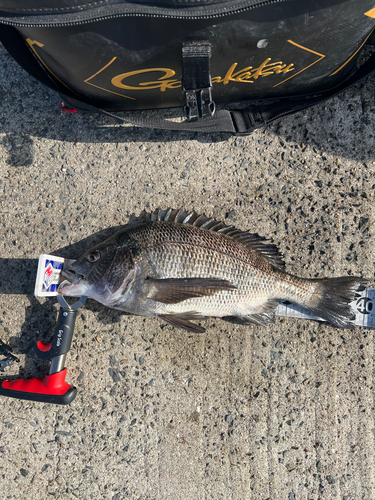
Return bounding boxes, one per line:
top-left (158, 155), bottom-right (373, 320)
top-left (304, 277), bottom-right (367, 328)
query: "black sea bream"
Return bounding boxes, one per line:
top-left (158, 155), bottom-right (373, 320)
top-left (59, 209), bottom-right (366, 332)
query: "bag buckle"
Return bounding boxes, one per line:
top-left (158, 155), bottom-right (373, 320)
top-left (184, 87), bottom-right (216, 120)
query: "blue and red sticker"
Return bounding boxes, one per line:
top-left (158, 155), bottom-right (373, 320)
top-left (42, 259), bottom-right (63, 292)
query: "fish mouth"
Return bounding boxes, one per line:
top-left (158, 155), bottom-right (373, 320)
top-left (61, 269), bottom-right (84, 285)
top-left (58, 269), bottom-right (86, 295)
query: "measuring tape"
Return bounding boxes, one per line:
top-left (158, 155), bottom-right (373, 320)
top-left (276, 289), bottom-right (374, 328)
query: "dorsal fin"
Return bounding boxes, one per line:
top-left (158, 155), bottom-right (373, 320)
top-left (151, 208), bottom-right (285, 269)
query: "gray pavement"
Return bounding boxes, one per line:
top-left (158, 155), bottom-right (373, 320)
top-left (0, 42), bottom-right (375, 500)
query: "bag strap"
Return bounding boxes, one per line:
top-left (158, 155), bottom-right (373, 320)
top-left (230, 48), bottom-right (375, 135)
top-left (182, 42), bottom-right (215, 120)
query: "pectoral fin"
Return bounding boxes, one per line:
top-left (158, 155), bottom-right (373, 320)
top-left (158, 312), bottom-right (206, 333)
top-left (147, 277), bottom-right (236, 304)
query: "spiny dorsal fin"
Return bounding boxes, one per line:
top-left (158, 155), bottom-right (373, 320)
top-left (151, 208), bottom-right (285, 270)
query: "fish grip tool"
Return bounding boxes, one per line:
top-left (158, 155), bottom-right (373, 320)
top-left (0, 295), bottom-right (86, 405)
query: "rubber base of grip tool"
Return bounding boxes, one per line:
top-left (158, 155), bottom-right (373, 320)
top-left (0, 368), bottom-right (76, 405)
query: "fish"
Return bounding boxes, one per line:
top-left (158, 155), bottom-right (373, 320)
top-left (58, 208), bottom-right (367, 333)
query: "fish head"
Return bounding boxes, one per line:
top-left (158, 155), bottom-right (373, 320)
top-left (58, 229), bottom-right (142, 306)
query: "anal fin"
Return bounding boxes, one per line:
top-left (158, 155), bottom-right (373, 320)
top-left (241, 299), bottom-right (279, 327)
top-left (158, 312), bottom-right (206, 333)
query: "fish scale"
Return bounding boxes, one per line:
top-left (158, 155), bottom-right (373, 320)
top-left (59, 209), bottom-right (367, 331)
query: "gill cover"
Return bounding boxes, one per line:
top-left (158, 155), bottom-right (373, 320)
top-left (59, 229), bottom-right (142, 303)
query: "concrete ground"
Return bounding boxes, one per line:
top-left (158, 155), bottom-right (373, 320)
top-left (0, 41), bottom-right (375, 500)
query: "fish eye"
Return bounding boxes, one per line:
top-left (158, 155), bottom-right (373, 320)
top-left (87, 251), bottom-right (100, 263)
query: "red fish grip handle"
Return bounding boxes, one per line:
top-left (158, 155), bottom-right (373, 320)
top-left (0, 368), bottom-right (76, 404)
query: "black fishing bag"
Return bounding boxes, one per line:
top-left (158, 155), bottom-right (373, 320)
top-left (0, 0), bottom-right (375, 134)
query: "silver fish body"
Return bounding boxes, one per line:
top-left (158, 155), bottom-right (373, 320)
top-left (59, 209), bottom-right (366, 332)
